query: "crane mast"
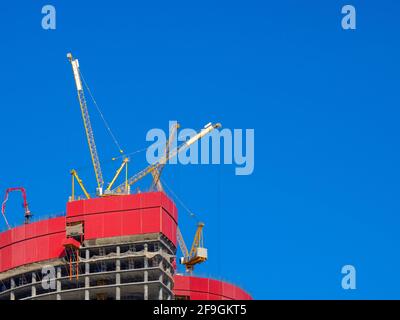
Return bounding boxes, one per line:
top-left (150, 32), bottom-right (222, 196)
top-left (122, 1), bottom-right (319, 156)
top-left (67, 53), bottom-right (104, 194)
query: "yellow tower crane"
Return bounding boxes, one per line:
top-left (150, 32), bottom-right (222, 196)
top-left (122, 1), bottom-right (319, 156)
top-left (177, 223), bottom-right (207, 273)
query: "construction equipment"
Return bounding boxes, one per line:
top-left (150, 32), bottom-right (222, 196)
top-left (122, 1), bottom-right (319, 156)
top-left (106, 157), bottom-right (129, 193)
top-left (67, 53), bottom-right (129, 198)
top-left (176, 223), bottom-right (207, 273)
top-left (150, 122), bottom-right (180, 191)
top-left (1, 187), bottom-right (32, 229)
top-left (111, 122), bottom-right (222, 194)
top-left (70, 169), bottom-right (91, 200)
top-left (67, 53), bottom-right (104, 195)
top-left (67, 53), bottom-right (221, 199)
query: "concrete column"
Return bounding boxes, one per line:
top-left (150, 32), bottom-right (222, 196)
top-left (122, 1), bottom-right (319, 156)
top-left (116, 246), bottom-right (121, 300)
top-left (144, 284), bottom-right (148, 300)
top-left (31, 272), bottom-right (36, 297)
top-left (10, 278), bottom-right (15, 300)
top-left (56, 267), bottom-right (61, 300)
top-left (85, 249), bottom-right (90, 300)
top-left (144, 257), bottom-right (148, 282)
top-left (85, 249), bottom-right (90, 273)
top-left (158, 272), bottom-right (163, 300)
top-left (144, 248), bottom-right (149, 300)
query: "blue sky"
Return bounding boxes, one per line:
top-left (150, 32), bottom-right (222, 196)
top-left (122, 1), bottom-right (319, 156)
top-left (1, 0), bottom-right (400, 299)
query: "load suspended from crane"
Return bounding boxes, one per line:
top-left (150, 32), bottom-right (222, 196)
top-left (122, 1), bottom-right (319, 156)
top-left (1, 187), bottom-right (32, 229)
top-left (177, 222), bottom-right (207, 273)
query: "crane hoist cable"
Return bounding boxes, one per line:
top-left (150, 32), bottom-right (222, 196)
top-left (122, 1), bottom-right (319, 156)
top-left (68, 53), bottom-right (128, 197)
top-left (159, 177), bottom-right (197, 221)
top-left (111, 146), bottom-right (148, 161)
top-left (160, 179), bottom-right (206, 273)
top-left (67, 53), bottom-right (105, 192)
top-left (79, 69), bottom-right (124, 156)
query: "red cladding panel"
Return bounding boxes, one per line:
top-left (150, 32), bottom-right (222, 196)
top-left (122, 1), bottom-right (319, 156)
top-left (67, 200), bottom-right (84, 217)
top-left (0, 193), bottom-right (178, 273)
top-left (102, 212), bottom-right (123, 238)
top-left (190, 277), bottom-right (209, 292)
top-left (191, 292), bottom-right (209, 300)
top-left (0, 217), bottom-right (66, 273)
top-left (77, 194), bottom-right (178, 244)
top-left (222, 282), bottom-right (235, 298)
top-left (141, 208), bottom-right (161, 234)
top-left (173, 275), bottom-right (252, 300)
top-left (121, 211), bottom-right (142, 235)
top-left (209, 279), bottom-right (223, 296)
top-left (208, 293), bottom-right (223, 300)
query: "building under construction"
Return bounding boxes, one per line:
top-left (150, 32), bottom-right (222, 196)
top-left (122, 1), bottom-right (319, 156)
top-left (0, 54), bottom-right (251, 300)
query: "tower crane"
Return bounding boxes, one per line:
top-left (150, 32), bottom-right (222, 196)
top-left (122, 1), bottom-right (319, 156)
top-left (110, 122), bottom-right (221, 194)
top-left (176, 223), bottom-right (207, 273)
top-left (67, 53), bottom-right (104, 195)
top-left (150, 122), bottom-right (180, 192)
top-left (66, 53), bottom-right (222, 205)
top-left (1, 187), bottom-right (32, 229)
top-left (70, 169), bottom-right (91, 200)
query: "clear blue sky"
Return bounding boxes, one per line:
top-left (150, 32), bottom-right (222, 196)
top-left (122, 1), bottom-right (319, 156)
top-left (0, 0), bottom-right (400, 299)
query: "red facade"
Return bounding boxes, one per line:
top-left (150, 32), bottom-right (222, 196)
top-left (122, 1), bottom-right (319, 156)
top-left (0, 217), bottom-right (66, 273)
top-left (0, 192), bottom-right (177, 273)
top-left (0, 192), bottom-right (251, 300)
top-left (174, 275), bottom-right (252, 300)
top-left (66, 192), bottom-right (177, 243)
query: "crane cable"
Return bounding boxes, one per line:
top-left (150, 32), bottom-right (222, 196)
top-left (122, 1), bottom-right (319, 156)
top-left (111, 146), bottom-right (148, 161)
top-left (159, 177), bottom-right (199, 222)
top-left (79, 69), bottom-right (124, 155)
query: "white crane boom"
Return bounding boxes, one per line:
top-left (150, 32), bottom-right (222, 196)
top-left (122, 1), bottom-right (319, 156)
top-left (111, 122), bottom-right (221, 194)
top-left (67, 53), bottom-right (104, 193)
